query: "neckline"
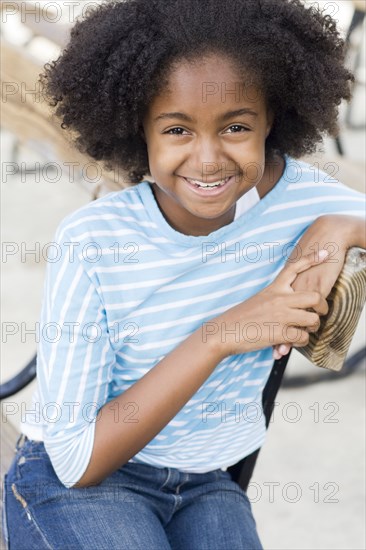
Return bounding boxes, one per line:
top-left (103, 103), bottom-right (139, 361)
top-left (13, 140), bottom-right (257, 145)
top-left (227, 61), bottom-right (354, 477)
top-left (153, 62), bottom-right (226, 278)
top-left (137, 155), bottom-right (291, 247)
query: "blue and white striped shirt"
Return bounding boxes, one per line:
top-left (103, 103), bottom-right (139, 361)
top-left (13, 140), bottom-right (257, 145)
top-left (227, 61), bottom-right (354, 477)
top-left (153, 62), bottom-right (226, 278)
top-left (21, 157), bottom-right (366, 488)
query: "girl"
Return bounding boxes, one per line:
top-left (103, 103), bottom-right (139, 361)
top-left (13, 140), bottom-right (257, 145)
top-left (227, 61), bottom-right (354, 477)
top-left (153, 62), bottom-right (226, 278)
top-left (3, 0), bottom-right (365, 548)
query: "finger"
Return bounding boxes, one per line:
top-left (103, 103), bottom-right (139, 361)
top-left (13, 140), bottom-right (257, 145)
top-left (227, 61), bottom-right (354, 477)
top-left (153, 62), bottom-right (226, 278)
top-left (275, 249), bottom-right (329, 289)
top-left (286, 291), bottom-right (329, 316)
top-left (273, 343), bottom-right (293, 360)
top-left (285, 327), bottom-right (312, 346)
top-left (278, 344), bottom-right (292, 355)
top-left (284, 310), bottom-right (321, 329)
top-left (274, 343), bottom-right (291, 355)
top-left (305, 319), bottom-right (321, 333)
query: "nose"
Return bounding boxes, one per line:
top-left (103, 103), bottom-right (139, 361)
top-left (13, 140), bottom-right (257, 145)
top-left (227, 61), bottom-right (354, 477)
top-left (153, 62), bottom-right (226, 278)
top-left (188, 136), bottom-right (226, 181)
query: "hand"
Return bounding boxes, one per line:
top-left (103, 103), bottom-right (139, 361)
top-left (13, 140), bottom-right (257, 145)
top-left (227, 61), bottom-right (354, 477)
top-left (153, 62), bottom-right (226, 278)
top-left (273, 215), bottom-right (351, 360)
top-left (210, 249), bottom-right (330, 359)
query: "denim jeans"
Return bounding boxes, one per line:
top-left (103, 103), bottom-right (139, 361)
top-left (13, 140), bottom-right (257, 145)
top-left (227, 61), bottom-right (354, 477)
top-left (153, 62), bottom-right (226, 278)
top-left (2, 435), bottom-right (263, 549)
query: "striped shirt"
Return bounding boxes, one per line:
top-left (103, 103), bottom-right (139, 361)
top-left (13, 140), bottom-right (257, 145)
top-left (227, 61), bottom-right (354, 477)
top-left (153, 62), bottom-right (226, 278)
top-left (21, 156), bottom-right (366, 488)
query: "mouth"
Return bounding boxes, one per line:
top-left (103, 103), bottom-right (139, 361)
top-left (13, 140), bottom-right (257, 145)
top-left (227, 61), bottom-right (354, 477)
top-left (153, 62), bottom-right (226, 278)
top-left (182, 176), bottom-right (237, 196)
top-left (185, 176), bottom-right (230, 188)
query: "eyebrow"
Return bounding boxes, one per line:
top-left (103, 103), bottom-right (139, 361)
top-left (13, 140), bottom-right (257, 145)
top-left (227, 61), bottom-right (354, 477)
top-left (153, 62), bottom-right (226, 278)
top-left (154, 108), bottom-right (258, 123)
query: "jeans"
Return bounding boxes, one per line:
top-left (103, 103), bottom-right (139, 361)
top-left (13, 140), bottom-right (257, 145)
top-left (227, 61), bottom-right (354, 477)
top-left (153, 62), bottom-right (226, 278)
top-left (2, 435), bottom-right (263, 550)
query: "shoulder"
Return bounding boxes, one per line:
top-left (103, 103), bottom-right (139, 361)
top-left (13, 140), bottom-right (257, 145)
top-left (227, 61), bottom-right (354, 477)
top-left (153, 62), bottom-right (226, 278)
top-left (284, 156), bottom-right (365, 197)
top-left (54, 182), bottom-right (149, 241)
top-left (279, 156), bottom-right (365, 221)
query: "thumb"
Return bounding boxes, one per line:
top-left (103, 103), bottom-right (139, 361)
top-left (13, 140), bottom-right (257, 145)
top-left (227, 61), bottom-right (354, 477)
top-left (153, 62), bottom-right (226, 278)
top-left (275, 249), bottom-right (329, 288)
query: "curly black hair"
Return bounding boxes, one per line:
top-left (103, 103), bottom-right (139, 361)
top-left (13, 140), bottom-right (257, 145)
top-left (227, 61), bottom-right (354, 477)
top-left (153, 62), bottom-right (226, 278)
top-left (41, 0), bottom-right (353, 184)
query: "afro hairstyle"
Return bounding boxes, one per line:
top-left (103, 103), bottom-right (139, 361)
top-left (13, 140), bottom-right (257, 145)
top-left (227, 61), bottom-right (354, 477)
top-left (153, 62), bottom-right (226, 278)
top-left (41, 0), bottom-right (353, 183)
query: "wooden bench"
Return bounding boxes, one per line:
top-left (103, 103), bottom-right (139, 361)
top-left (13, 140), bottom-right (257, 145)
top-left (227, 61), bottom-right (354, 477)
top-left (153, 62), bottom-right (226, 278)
top-left (1, 38), bottom-right (132, 196)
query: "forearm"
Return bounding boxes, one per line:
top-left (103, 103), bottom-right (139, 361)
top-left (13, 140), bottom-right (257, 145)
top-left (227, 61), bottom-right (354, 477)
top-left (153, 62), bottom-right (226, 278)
top-left (291, 215), bottom-right (365, 264)
top-left (74, 328), bottom-right (223, 488)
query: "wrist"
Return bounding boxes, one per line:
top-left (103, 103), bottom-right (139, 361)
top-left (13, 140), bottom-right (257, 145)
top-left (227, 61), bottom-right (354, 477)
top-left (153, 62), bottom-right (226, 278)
top-left (198, 316), bottom-right (232, 362)
top-left (199, 313), bottom-right (255, 360)
top-left (315, 214), bottom-right (364, 251)
top-left (199, 319), bottom-right (226, 362)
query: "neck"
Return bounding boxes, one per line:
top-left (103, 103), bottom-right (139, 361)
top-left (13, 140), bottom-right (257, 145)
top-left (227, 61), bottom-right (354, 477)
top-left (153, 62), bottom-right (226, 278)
top-left (256, 154), bottom-right (285, 200)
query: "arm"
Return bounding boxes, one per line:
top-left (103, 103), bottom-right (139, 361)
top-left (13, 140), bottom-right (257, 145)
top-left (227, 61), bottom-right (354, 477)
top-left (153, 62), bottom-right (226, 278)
top-left (40, 225), bottom-right (224, 489)
top-left (44, 223), bottom-right (326, 489)
top-left (75, 328), bottom-right (222, 487)
top-left (273, 214), bottom-right (366, 358)
top-left (77, 250), bottom-right (330, 487)
top-left (291, 214), bottom-right (364, 294)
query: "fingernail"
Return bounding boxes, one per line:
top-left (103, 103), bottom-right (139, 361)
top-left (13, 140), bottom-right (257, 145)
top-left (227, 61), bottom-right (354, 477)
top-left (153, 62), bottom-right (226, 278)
top-left (279, 345), bottom-right (288, 354)
top-left (318, 249), bottom-right (329, 259)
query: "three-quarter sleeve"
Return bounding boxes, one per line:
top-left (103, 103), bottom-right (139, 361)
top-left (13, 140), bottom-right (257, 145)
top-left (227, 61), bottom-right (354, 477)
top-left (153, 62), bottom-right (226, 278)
top-left (37, 223), bottom-right (116, 488)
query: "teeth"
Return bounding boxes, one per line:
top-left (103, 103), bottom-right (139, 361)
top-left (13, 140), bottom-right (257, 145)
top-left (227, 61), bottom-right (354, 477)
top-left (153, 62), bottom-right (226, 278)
top-left (186, 177), bottom-right (229, 188)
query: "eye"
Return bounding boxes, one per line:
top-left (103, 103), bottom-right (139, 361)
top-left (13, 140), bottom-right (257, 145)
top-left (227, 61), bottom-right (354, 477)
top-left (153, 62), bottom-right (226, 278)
top-left (164, 127), bottom-right (190, 135)
top-left (225, 125), bottom-right (250, 133)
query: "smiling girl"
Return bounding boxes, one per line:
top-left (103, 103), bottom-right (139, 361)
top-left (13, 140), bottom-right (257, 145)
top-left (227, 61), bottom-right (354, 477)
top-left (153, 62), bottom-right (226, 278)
top-left (3, 1), bottom-right (365, 549)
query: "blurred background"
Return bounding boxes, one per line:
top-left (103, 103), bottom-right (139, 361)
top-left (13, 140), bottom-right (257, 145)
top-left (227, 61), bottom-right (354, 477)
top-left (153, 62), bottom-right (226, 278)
top-left (1, 1), bottom-right (365, 549)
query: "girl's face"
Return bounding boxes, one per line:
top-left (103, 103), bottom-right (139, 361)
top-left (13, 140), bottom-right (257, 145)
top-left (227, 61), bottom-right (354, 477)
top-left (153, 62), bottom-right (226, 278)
top-left (142, 53), bottom-right (274, 236)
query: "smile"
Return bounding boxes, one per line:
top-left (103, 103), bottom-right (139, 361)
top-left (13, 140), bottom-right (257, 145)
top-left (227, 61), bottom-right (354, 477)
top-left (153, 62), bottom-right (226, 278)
top-left (185, 177), bottom-right (230, 188)
top-left (182, 176), bottom-right (236, 196)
